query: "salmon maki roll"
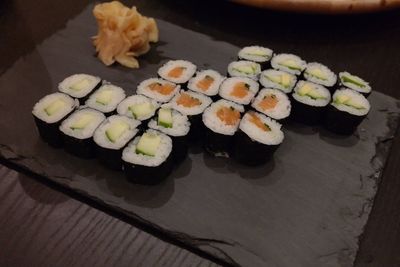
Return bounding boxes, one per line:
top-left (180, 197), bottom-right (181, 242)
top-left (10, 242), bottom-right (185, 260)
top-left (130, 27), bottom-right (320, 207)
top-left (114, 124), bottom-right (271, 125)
top-left (188, 69), bottom-right (224, 97)
top-left (137, 78), bottom-right (180, 103)
top-left (158, 60), bottom-right (197, 84)
top-left (219, 77), bottom-right (259, 105)
top-left (251, 88), bottom-right (291, 122)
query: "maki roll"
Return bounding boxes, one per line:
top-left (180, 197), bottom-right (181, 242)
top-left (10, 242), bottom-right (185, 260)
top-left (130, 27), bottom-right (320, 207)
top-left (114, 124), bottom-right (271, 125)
top-left (58, 74), bottom-right (102, 104)
top-left (324, 88), bottom-right (370, 135)
top-left (117, 95), bottom-right (160, 124)
top-left (271, 53), bottom-right (306, 75)
top-left (233, 111), bottom-right (284, 166)
top-left (32, 92), bottom-right (78, 147)
top-left (157, 60), bottom-right (197, 85)
top-left (187, 69), bottom-right (224, 97)
top-left (202, 99), bottom-right (244, 157)
top-left (291, 81), bottom-right (331, 125)
top-left (137, 78), bottom-right (180, 103)
top-left (219, 77), bottom-right (259, 105)
top-left (259, 69), bottom-right (297, 94)
top-left (59, 108), bottom-right (105, 158)
top-left (251, 88), bottom-right (291, 122)
top-left (303, 62), bottom-right (337, 89)
top-left (93, 115), bottom-right (140, 170)
top-left (148, 107), bottom-right (190, 164)
top-left (122, 129), bottom-right (173, 185)
top-left (238, 46), bottom-right (273, 68)
top-left (85, 83), bottom-right (126, 116)
top-left (227, 60), bottom-right (261, 80)
top-left (338, 72), bottom-right (371, 97)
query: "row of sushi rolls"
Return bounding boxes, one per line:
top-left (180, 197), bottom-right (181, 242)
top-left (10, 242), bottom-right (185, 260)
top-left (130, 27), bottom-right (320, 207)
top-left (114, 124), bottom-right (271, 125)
top-left (32, 46), bottom-right (372, 185)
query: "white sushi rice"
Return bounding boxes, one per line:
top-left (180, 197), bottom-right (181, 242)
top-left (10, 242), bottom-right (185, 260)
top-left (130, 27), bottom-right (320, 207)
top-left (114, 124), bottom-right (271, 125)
top-left (238, 46), bottom-right (273, 63)
top-left (167, 90), bottom-right (212, 116)
top-left (304, 62), bottom-right (337, 87)
top-left (122, 129), bottom-right (172, 167)
top-left (58, 74), bottom-right (101, 98)
top-left (32, 93), bottom-right (78, 123)
top-left (271, 53), bottom-right (306, 75)
top-left (137, 78), bottom-right (180, 103)
top-left (85, 83), bottom-right (126, 113)
top-left (240, 111), bottom-right (284, 145)
top-left (251, 88), bottom-right (291, 120)
top-left (117, 95), bottom-right (160, 121)
top-left (259, 69), bottom-right (297, 93)
top-left (60, 108), bottom-right (105, 139)
top-left (331, 88), bottom-right (370, 116)
top-left (339, 71), bottom-right (371, 94)
top-left (202, 99), bottom-right (244, 136)
top-left (93, 115), bottom-right (140, 150)
top-left (157, 60), bottom-right (197, 84)
top-left (219, 77), bottom-right (259, 105)
top-left (227, 60), bottom-right (261, 80)
top-left (148, 108), bottom-right (190, 137)
top-left (187, 69), bottom-right (224, 96)
top-left (292, 81), bottom-right (331, 107)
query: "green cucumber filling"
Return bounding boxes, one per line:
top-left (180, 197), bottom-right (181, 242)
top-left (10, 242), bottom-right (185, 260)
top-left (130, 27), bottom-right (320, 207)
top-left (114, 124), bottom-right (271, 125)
top-left (96, 89), bottom-right (113, 105)
top-left (128, 102), bottom-right (154, 119)
top-left (233, 64), bottom-right (257, 75)
top-left (70, 114), bottom-right (94, 130)
top-left (158, 108), bottom-right (173, 128)
top-left (334, 95), bottom-right (365, 110)
top-left (279, 59), bottom-right (302, 71)
top-left (266, 73), bottom-right (291, 88)
top-left (135, 133), bottom-right (161, 157)
top-left (44, 99), bottom-right (66, 116)
top-left (306, 68), bottom-right (327, 81)
top-left (70, 78), bottom-right (90, 91)
top-left (105, 121), bottom-right (129, 143)
top-left (244, 49), bottom-right (269, 58)
top-left (297, 84), bottom-right (326, 100)
top-left (341, 74), bottom-right (366, 88)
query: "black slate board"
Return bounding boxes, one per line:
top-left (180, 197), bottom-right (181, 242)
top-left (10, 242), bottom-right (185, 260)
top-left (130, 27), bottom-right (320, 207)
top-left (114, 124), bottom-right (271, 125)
top-left (0, 5), bottom-right (399, 267)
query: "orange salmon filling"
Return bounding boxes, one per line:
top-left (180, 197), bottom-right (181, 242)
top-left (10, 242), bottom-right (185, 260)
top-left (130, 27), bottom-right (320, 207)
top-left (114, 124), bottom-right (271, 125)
top-left (168, 66), bottom-right (186, 78)
top-left (248, 111), bottom-right (270, 132)
top-left (258, 94), bottom-right (278, 110)
top-left (216, 106), bottom-right (240, 126)
top-left (230, 82), bottom-right (249, 98)
top-left (148, 82), bottom-right (176, 95)
top-left (176, 92), bottom-right (201, 107)
top-left (196, 75), bottom-right (214, 91)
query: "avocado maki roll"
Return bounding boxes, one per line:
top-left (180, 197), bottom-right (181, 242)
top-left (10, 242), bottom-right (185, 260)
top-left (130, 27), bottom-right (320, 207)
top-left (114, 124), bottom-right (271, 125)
top-left (202, 99), bottom-right (244, 157)
top-left (157, 60), bottom-right (197, 85)
top-left (251, 88), bottom-right (291, 122)
top-left (227, 60), bottom-right (261, 80)
top-left (219, 77), bottom-right (259, 105)
top-left (137, 78), bottom-right (180, 103)
top-left (238, 46), bottom-right (273, 68)
top-left (233, 111), bottom-right (284, 166)
top-left (122, 129), bottom-right (173, 185)
top-left (93, 115), bottom-right (140, 170)
top-left (58, 74), bottom-right (102, 104)
top-left (117, 95), bottom-right (160, 127)
top-left (59, 108), bottom-right (105, 158)
top-left (324, 88), bottom-right (370, 135)
top-left (32, 92), bottom-right (79, 147)
top-left (338, 72), bottom-right (371, 97)
top-left (291, 81), bottom-right (331, 125)
top-left (271, 53), bottom-right (306, 75)
top-left (187, 69), bottom-right (224, 97)
top-left (85, 83), bottom-right (126, 116)
top-left (303, 62), bottom-right (337, 88)
top-left (259, 69), bottom-right (297, 94)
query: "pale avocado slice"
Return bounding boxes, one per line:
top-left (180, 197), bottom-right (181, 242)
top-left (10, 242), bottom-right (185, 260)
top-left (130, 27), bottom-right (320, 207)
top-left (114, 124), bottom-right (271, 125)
top-left (279, 59), bottom-right (301, 71)
top-left (128, 102), bottom-right (153, 119)
top-left (341, 74), bottom-right (366, 88)
top-left (158, 108), bottom-right (173, 128)
top-left (280, 73), bottom-right (292, 88)
top-left (245, 49), bottom-right (268, 57)
top-left (334, 95), bottom-right (365, 109)
top-left (44, 99), bottom-right (66, 116)
top-left (96, 89), bottom-right (113, 105)
top-left (70, 78), bottom-right (90, 91)
top-left (306, 68), bottom-right (327, 81)
top-left (307, 90), bottom-right (326, 100)
top-left (105, 121), bottom-right (129, 143)
top-left (297, 83), bottom-right (313, 96)
top-left (70, 114), bottom-right (94, 130)
top-left (233, 65), bottom-right (256, 74)
top-left (135, 133), bottom-right (161, 156)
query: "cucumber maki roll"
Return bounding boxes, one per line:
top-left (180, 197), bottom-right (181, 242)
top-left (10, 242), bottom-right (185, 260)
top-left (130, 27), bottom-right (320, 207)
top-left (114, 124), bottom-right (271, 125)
top-left (338, 72), bottom-right (371, 97)
top-left (291, 81), bottom-right (331, 125)
top-left (251, 88), bottom-right (291, 122)
top-left (324, 88), bottom-right (370, 135)
top-left (219, 77), bottom-right (259, 105)
top-left (58, 74), bottom-right (102, 104)
top-left (233, 111), bottom-right (284, 166)
top-left (157, 60), bottom-right (197, 85)
top-left (59, 108), bottom-right (105, 158)
top-left (187, 69), bottom-right (224, 97)
top-left (259, 69), bottom-right (297, 94)
top-left (148, 107), bottom-right (190, 164)
top-left (117, 95), bottom-right (160, 127)
top-left (122, 129), bottom-right (173, 185)
top-left (137, 78), bottom-right (180, 103)
top-left (227, 60), bottom-right (261, 80)
top-left (202, 99), bottom-right (244, 157)
top-left (32, 93), bottom-right (78, 147)
top-left (271, 53), bottom-right (306, 75)
top-left (93, 115), bottom-right (140, 170)
top-left (303, 62), bottom-right (337, 88)
top-left (85, 83), bottom-right (126, 116)
top-left (238, 46), bottom-right (273, 69)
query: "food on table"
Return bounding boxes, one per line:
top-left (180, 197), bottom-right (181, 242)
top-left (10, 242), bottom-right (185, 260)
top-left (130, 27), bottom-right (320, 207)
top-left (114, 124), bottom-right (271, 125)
top-left (188, 69), bottom-right (224, 96)
top-left (117, 95), bottom-right (160, 122)
top-left (85, 83), bottom-right (126, 116)
top-left (58, 74), bottom-right (101, 104)
top-left (259, 69), bottom-right (297, 93)
top-left (158, 60), bottom-right (197, 84)
top-left (303, 62), bottom-right (337, 88)
top-left (238, 45), bottom-right (273, 68)
top-left (251, 88), bottom-right (291, 121)
top-left (339, 71), bottom-right (371, 97)
top-left (227, 60), bottom-right (261, 80)
top-left (137, 78), bottom-right (179, 103)
top-left (218, 77), bottom-right (259, 105)
top-left (271, 53), bottom-right (307, 75)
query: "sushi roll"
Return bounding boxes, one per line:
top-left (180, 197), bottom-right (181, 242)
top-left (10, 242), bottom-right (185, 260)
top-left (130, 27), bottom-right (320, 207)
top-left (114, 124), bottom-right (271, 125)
top-left (93, 115), bottom-right (140, 170)
top-left (233, 111), bottom-right (284, 166)
top-left (238, 46), bottom-right (273, 68)
top-left (271, 53), bottom-right (306, 75)
top-left (157, 60), bottom-right (197, 85)
top-left (137, 78), bottom-right (180, 103)
top-left (187, 69), bottom-right (224, 97)
top-left (58, 74), bottom-right (102, 104)
top-left (117, 95), bottom-right (160, 124)
top-left (303, 62), bottom-right (337, 88)
top-left (122, 129), bottom-right (173, 185)
top-left (85, 83), bottom-right (126, 116)
top-left (291, 81), bottom-right (331, 125)
top-left (259, 69), bottom-right (297, 94)
top-left (32, 93), bottom-right (78, 147)
top-left (324, 88), bottom-right (370, 135)
top-left (148, 107), bottom-right (191, 164)
top-left (202, 99), bottom-right (244, 157)
top-left (59, 108), bottom-right (105, 158)
top-left (219, 77), bottom-right (259, 105)
top-left (338, 72), bottom-right (371, 97)
top-left (227, 60), bottom-right (261, 80)
top-left (251, 88), bottom-right (291, 122)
